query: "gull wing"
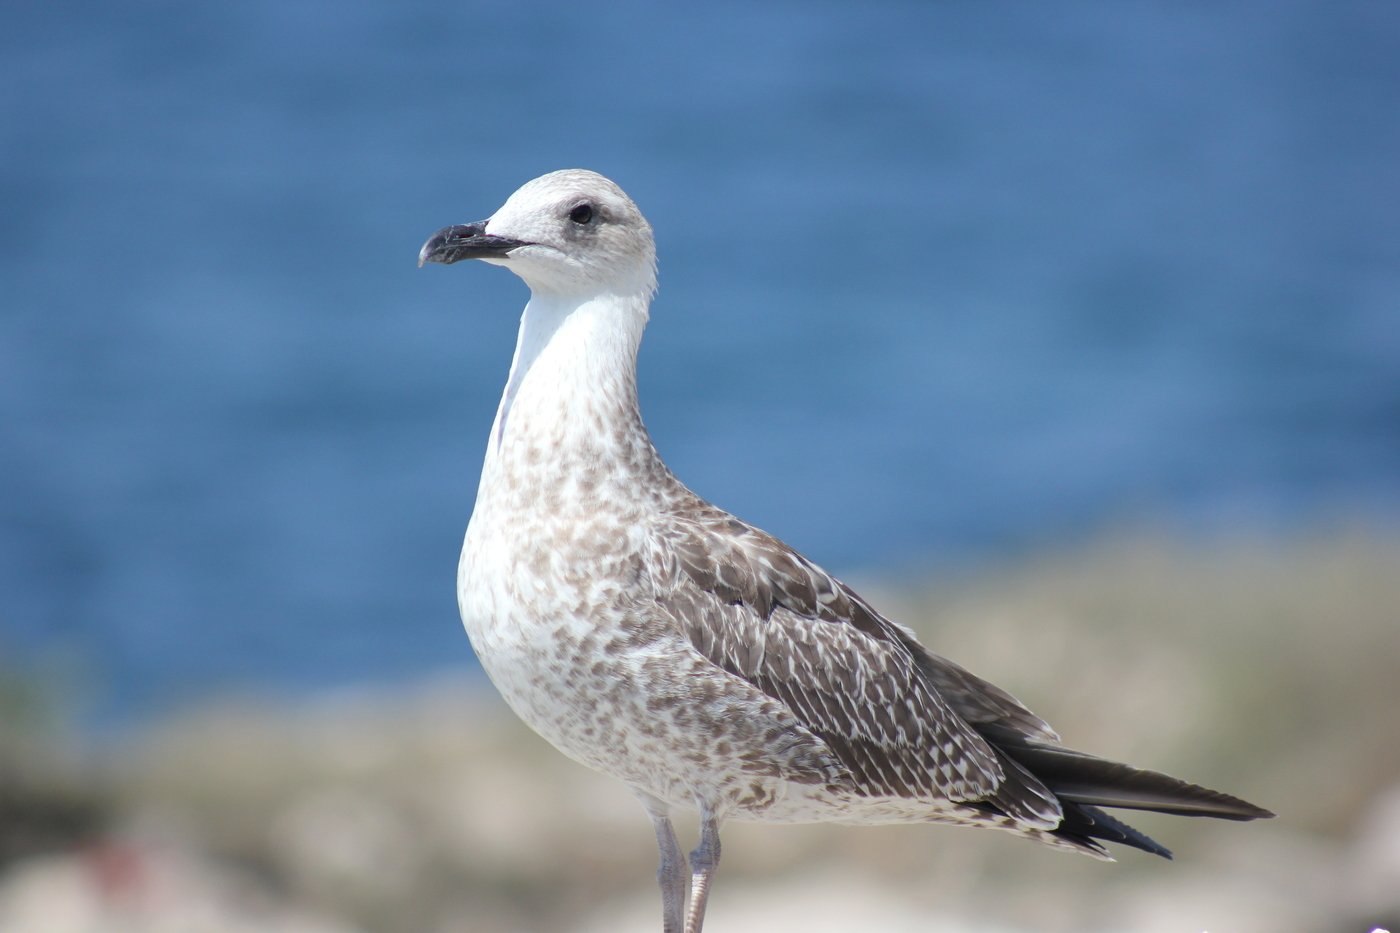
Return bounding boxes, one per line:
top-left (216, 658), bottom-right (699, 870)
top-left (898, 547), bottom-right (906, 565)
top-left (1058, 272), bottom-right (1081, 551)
top-left (648, 500), bottom-right (1062, 827)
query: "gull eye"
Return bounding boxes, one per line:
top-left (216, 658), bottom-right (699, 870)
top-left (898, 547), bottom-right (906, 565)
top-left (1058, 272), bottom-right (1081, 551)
top-left (569, 203), bottom-right (594, 225)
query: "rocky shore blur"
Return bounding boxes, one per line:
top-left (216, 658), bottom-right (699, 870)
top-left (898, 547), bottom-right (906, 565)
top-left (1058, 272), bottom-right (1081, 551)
top-left (3, 531), bottom-right (1398, 933)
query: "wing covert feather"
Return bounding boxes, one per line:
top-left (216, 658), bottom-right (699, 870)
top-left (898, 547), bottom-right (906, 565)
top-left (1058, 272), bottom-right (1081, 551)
top-left (647, 503), bottom-right (1060, 823)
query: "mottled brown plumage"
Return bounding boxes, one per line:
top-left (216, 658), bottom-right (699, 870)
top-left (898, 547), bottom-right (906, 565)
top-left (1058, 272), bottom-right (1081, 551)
top-left (419, 169), bottom-right (1272, 933)
top-left (648, 494), bottom-right (1269, 858)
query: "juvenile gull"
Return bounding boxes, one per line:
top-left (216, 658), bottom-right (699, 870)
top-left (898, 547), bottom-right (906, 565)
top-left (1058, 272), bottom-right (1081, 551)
top-left (418, 170), bottom-right (1272, 933)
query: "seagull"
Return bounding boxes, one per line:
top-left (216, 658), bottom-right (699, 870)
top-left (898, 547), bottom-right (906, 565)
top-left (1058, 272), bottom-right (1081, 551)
top-left (418, 169), bottom-right (1272, 933)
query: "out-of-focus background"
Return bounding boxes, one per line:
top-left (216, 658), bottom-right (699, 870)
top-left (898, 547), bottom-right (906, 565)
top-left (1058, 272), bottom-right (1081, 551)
top-left (3, 3), bottom-right (1398, 931)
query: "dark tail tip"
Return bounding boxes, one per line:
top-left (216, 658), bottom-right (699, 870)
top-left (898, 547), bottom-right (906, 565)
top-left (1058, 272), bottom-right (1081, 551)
top-left (1059, 803), bottom-right (1174, 859)
top-left (992, 734), bottom-right (1274, 821)
top-left (982, 728), bottom-right (1273, 858)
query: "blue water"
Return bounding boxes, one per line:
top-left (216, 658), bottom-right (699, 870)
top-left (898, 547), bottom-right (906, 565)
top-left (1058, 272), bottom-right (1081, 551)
top-left (3, 1), bottom-right (1398, 726)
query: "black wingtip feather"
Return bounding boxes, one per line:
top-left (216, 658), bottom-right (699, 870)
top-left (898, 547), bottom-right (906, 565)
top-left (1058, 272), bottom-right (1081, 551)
top-left (1056, 803), bottom-right (1174, 859)
top-left (974, 724), bottom-right (1272, 857)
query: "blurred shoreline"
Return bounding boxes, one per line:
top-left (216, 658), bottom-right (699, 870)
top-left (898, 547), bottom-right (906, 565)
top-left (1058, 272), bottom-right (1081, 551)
top-left (3, 529), bottom-right (1399, 932)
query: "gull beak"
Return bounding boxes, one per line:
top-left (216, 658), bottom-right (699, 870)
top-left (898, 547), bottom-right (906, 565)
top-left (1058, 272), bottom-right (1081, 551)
top-left (418, 222), bottom-right (530, 267)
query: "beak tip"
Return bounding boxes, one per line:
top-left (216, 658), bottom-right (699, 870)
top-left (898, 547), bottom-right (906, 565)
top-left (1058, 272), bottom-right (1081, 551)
top-left (417, 236), bottom-right (448, 268)
top-left (418, 222), bottom-right (527, 269)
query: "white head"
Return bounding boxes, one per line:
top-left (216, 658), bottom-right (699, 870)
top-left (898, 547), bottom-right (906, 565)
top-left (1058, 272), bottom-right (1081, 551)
top-left (419, 169), bottom-right (657, 299)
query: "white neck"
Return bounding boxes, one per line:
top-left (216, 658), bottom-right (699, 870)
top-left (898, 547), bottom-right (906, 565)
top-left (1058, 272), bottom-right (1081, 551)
top-left (485, 288), bottom-right (651, 464)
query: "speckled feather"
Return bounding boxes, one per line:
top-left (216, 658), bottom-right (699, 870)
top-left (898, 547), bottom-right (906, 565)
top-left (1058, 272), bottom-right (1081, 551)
top-left (424, 171), bottom-right (1272, 929)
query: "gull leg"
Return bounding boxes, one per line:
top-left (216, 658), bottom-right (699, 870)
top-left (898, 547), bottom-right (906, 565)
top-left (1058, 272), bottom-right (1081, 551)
top-left (683, 808), bottom-right (722, 933)
top-left (638, 794), bottom-right (688, 933)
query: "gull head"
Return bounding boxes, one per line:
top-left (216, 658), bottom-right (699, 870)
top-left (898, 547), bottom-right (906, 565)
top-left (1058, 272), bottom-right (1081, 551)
top-left (419, 169), bottom-right (656, 298)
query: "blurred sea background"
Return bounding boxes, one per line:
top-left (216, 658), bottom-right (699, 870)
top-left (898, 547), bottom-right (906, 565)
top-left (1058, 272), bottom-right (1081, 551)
top-left (2, 2), bottom-right (1398, 932)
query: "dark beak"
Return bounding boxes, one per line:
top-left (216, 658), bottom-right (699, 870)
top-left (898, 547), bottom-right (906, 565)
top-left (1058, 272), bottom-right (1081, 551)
top-left (418, 222), bottom-right (530, 267)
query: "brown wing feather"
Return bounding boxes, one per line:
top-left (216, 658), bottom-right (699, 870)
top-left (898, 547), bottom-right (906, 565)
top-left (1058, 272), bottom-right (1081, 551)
top-left (914, 651), bottom-right (1060, 742)
top-left (649, 500), bottom-right (1061, 825)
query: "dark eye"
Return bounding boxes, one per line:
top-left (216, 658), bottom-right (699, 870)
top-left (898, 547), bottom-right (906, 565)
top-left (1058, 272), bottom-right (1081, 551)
top-left (569, 203), bottom-right (594, 225)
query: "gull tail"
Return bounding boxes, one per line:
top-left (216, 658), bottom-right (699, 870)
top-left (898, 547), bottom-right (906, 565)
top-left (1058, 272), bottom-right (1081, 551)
top-left (985, 726), bottom-right (1274, 859)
